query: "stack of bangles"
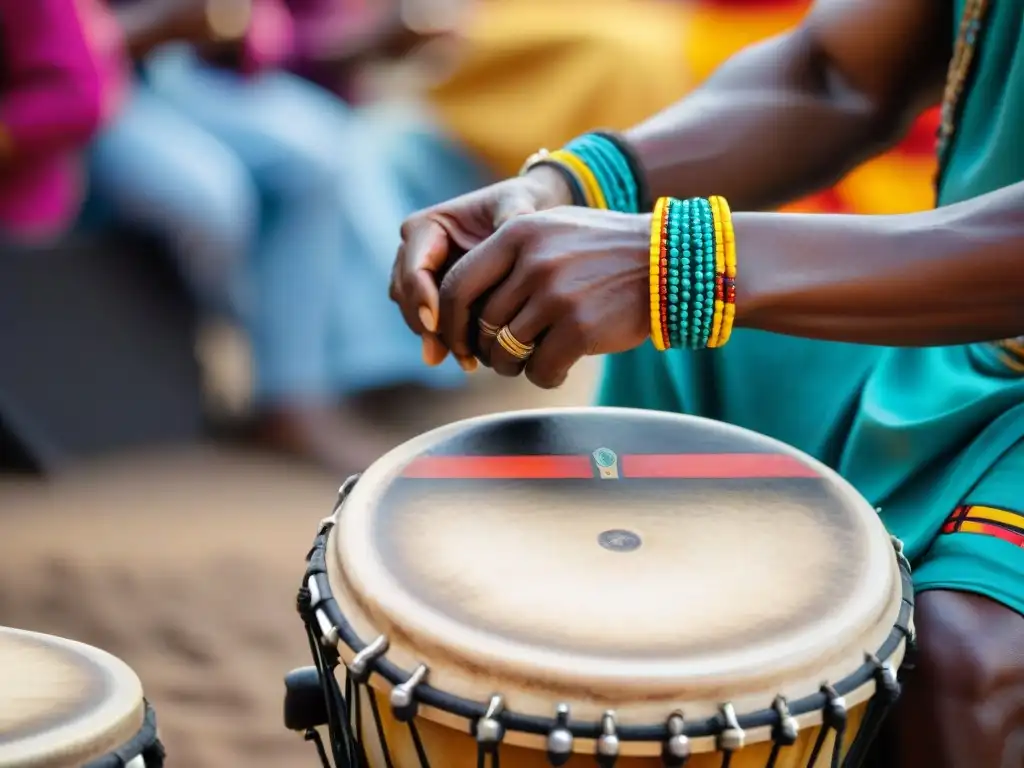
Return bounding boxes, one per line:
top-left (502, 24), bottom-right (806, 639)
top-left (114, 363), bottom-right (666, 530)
top-left (521, 132), bottom-right (737, 351)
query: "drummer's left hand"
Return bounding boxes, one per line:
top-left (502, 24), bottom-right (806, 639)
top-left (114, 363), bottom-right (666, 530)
top-left (437, 207), bottom-right (652, 389)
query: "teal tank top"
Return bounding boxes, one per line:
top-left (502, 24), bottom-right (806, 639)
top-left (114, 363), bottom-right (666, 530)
top-left (939, 0), bottom-right (1024, 207)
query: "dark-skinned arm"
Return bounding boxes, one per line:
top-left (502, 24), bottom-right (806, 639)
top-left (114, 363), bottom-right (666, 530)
top-left (623, 0), bottom-right (951, 211)
top-left (734, 180), bottom-right (1024, 345)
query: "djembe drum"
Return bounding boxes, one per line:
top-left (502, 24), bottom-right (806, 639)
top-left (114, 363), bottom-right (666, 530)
top-left (0, 627), bottom-right (164, 768)
top-left (285, 408), bottom-right (913, 768)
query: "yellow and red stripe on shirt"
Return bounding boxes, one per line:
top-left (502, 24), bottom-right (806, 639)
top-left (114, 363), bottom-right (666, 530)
top-left (942, 505), bottom-right (1024, 548)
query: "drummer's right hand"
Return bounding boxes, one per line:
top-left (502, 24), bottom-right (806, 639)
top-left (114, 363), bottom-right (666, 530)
top-left (390, 167), bottom-right (574, 370)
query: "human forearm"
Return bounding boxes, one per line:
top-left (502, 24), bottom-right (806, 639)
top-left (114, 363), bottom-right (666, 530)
top-left (735, 181), bottom-right (1024, 345)
top-left (626, 29), bottom-right (907, 211)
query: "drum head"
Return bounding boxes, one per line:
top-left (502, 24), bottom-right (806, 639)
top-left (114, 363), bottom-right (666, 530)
top-left (332, 408), bottom-right (901, 723)
top-left (0, 627), bottom-right (145, 768)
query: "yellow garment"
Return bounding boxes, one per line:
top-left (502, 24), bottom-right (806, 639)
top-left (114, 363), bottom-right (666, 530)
top-left (429, 0), bottom-right (934, 215)
top-left (428, 0), bottom-right (693, 177)
top-left (685, 0), bottom-right (936, 215)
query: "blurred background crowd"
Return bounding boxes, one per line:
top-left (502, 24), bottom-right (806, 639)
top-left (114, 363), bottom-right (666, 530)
top-left (0, 0), bottom-right (939, 764)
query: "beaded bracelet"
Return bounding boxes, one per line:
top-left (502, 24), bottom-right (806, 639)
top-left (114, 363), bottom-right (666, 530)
top-left (592, 130), bottom-right (653, 213)
top-left (526, 159), bottom-right (589, 207)
top-left (711, 195), bottom-right (737, 346)
top-left (520, 132), bottom-right (647, 214)
top-left (649, 198), bottom-right (668, 351)
top-left (649, 196), bottom-right (737, 350)
top-left (548, 149), bottom-right (607, 209)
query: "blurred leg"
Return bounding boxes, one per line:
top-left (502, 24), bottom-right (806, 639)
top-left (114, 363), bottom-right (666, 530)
top-left (144, 45), bottom-right (398, 471)
top-left (144, 46), bottom-right (347, 401)
top-left (89, 84), bottom-right (258, 317)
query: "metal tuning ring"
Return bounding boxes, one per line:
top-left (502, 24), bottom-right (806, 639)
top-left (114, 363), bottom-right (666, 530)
top-left (475, 695), bottom-right (506, 753)
top-left (390, 664), bottom-right (428, 722)
top-left (771, 696), bottom-right (799, 746)
top-left (865, 653), bottom-right (901, 704)
top-left (318, 474), bottom-right (361, 533)
top-left (347, 635), bottom-right (389, 685)
top-left (717, 702), bottom-right (745, 753)
top-left (662, 711), bottom-right (690, 767)
top-left (820, 684), bottom-right (848, 731)
top-left (546, 704), bottom-right (573, 766)
top-left (596, 711), bottom-right (620, 768)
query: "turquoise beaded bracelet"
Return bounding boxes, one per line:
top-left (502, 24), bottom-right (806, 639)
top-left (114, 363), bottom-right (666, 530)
top-left (563, 133), bottom-right (642, 214)
top-left (657, 197), bottom-right (719, 350)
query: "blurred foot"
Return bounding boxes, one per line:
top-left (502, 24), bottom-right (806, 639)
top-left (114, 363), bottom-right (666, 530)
top-left (253, 402), bottom-right (394, 477)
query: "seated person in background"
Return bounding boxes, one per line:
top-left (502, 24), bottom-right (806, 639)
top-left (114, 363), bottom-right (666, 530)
top-left (0, 0), bottom-right (128, 242)
top-left (90, 0), bottom-right (465, 475)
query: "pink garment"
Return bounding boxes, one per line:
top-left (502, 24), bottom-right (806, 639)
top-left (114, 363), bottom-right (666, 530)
top-left (242, 0), bottom-right (371, 75)
top-left (242, 0), bottom-right (297, 74)
top-left (283, 0), bottom-right (376, 97)
top-left (288, 0), bottom-right (367, 60)
top-left (0, 0), bottom-right (129, 239)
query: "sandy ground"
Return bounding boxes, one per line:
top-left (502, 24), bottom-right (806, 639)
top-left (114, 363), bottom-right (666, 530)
top-left (0, 362), bottom-right (596, 767)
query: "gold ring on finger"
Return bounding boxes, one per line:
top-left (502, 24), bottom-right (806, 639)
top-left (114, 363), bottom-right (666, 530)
top-left (496, 325), bottom-right (535, 361)
top-left (478, 318), bottom-right (500, 337)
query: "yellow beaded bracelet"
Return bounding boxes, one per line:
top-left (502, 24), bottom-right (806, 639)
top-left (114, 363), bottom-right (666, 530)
top-left (548, 150), bottom-right (608, 210)
top-left (717, 196), bottom-right (737, 345)
top-left (707, 196), bottom-right (727, 348)
top-left (649, 198), bottom-right (668, 351)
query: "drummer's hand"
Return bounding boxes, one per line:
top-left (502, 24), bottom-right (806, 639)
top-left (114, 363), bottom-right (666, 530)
top-left (437, 207), bottom-right (652, 389)
top-left (390, 167), bottom-right (573, 370)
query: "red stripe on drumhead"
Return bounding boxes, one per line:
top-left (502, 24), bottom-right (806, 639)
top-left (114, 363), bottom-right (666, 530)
top-left (401, 456), bottom-right (594, 479)
top-left (621, 454), bottom-right (819, 478)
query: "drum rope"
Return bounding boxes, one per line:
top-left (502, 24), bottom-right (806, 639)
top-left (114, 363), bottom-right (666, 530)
top-left (763, 695), bottom-right (799, 768)
top-left (347, 674), bottom-right (372, 768)
top-left (408, 721), bottom-right (433, 768)
top-left (476, 745), bottom-right (500, 768)
top-left (840, 656), bottom-right (903, 768)
top-left (305, 725), bottom-right (333, 767)
top-left (299, 586), bottom-right (358, 768)
top-left (295, 484), bottom-right (916, 768)
top-left (804, 686), bottom-right (847, 768)
top-left (309, 623), bottom-right (354, 767)
top-left (367, 684), bottom-right (398, 768)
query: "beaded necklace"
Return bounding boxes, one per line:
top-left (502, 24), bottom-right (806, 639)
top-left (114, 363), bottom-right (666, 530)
top-left (935, 0), bottom-right (992, 187)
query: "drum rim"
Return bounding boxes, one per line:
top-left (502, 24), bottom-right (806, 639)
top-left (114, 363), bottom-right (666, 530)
top-left (334, 407), bottom-right (898, 693)
top-left (299, 505), bottom-right (914, 749)
top-left (0, 628), bottom-right (149, 768)
top-left (80, 700), bottom-right (164, 768)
